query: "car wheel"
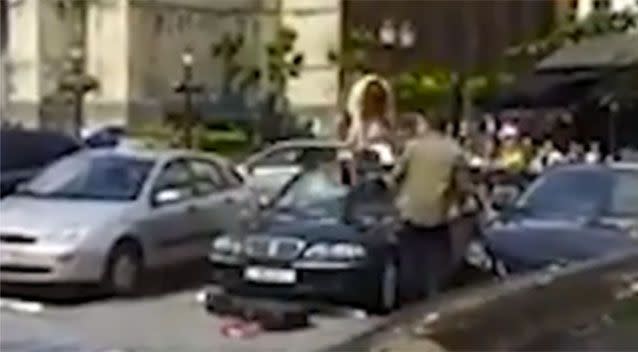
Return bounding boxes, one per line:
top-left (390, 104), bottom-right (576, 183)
top-left (366, 257), bottom-right (398, 314)
top-left (104, 241), bottom-right (143, 296)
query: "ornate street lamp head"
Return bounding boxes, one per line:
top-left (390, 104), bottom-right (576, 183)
top-left (398, 20), bottom-right (416, 48)
top-left (182, 48), bottom-right (194, 67)
top-left (378, 19), bottom-right (396, 47)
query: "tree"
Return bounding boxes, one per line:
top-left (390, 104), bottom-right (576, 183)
top-left (507, 10), bottom-right (638, 61)
top-left (327, 27), bottom-right (376, 78)
top-left (265, 26), bottom-right (304, 94)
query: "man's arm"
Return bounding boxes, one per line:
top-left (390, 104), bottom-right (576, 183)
top-left (383, 140), bottom-right (412, 189)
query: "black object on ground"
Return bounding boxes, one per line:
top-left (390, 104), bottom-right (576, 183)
top-left (205, 292), bottom-right (310, 331)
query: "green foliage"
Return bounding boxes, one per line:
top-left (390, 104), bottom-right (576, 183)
top-left (211, 33), bottom-right (263, 93)
top-left (327, 27), bottom-right (376, 75)
top-left (266, 26), bottom-right (304, 91)
top-left (393, 67), bottom-right (511, 121)
top-left (507, 10), bottom-right (638, 60)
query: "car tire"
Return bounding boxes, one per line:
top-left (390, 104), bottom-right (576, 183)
top-left (104, 241), bottom-right (143, 296)
top-left (365, 256), bottom-right (398, 315)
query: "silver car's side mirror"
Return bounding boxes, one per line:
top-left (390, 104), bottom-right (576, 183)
top-left (153, 189), bottom-right (184, 205)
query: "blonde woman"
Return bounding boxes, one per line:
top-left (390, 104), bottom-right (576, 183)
top-left (337, 74), bottom-right (397, 184)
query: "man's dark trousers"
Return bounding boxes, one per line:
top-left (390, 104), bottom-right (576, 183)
top-left (397, 222), bottom-right (451, 302)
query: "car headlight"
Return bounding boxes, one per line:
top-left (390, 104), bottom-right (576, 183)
top-left (303, 242), bottom-right (366, 260)
top-left (44, 228), bottom-right (88, 243)
top-left (212, 235), bottom-right (243, 256)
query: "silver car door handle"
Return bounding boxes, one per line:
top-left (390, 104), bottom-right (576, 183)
top-left (186, 204), bottom-right (199, 213)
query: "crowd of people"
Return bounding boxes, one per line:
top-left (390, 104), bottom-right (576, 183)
top-left (331, 73), bottom-right (613, 303)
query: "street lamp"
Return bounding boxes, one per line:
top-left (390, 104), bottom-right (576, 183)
top-left (58, 42), bottom-right (98, 138)
top-left (398, 20), bottom-right (416, 48)
top-left (173, 47), bottom-right (203, 149)
top-left (378, 19), bottom-right (396, 47)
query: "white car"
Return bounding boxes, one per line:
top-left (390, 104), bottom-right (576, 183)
top-left (240, 139), bottom-right (394, 200)
top-left (0, 147), bottom-right (257, 294)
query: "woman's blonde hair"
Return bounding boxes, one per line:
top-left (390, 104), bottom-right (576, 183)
top-left (341, 74), bottom-right (396, 148)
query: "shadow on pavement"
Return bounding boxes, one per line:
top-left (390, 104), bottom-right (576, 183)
top-left (1, 259), bottom-right (211, 305)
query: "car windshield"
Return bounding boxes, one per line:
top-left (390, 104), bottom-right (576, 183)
top-left (276, 168), bottom-right (348, 211)
top-left (515, 168), bottom-right (638, 219)
top-left (17, 153), bottom-right (155, 201)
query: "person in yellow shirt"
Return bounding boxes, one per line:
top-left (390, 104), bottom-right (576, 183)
top-left (496, 125), bottom-right (526, 174)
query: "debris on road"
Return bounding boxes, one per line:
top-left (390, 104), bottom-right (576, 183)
top-left (220, 318), bottom-right (262, 339)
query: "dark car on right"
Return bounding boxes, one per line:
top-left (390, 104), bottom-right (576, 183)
top-left (468, 163), bottom-right (638, 276)
top-left (0, 128), bottom-right (82, 197)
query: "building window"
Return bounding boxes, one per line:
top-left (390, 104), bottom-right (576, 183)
top-left (154, 14), bottom-right (164, 34)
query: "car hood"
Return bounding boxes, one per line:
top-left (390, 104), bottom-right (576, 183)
top-left (0, 196), bottom-right (133, 239)
top-left (255, 207), bottom-right (361, 242)
top-left (485, 216), bottom-right (637, 269)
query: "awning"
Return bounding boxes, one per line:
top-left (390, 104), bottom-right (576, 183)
top-left (485, 70), bottom-right (603, 110)
top-left (537, 34), bottom-right (638, 71)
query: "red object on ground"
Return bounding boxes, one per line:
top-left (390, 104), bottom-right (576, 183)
top-left (220, 319), bottom-right (262, 339)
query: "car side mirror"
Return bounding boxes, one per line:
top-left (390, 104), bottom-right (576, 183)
top-left (153, 188), bottom-right (184, 206)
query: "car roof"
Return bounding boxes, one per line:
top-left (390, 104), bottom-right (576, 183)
top-left (550, 162), bottom-right (638, 174)
top-left (243, 138), bottom-right (346, 165)
top-left (77, 145), bottom-right (231, 165)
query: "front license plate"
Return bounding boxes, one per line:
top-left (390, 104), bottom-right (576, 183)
top-left (244, 266), bottom-right (296, 284)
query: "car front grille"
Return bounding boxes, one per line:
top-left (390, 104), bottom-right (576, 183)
top-left (0, 233), bottom-right (36, 244)
top-left (245, 236), bottom-right (305, 261)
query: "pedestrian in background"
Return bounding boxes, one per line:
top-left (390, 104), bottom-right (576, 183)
top-left (384, 114), bottom-right (471, 301)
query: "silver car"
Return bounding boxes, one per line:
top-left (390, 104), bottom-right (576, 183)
top-left (0, 147), bottom-right (256, 294)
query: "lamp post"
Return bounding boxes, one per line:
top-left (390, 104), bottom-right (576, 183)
top-left (58, 42), bottom-right (98, 138)
top-left (173, 47), bottom-right (203, 149)
top-left (376, 19), bottom-right (416, 73)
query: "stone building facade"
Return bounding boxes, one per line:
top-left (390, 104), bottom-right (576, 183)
top-left (2, 0), bottom-right (341, 132)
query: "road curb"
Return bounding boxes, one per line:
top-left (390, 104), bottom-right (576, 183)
top-left (321, 250), bottom-right (638, 352)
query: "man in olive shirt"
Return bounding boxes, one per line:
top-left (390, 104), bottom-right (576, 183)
top-left (385, 115), bottom-right (470, 301)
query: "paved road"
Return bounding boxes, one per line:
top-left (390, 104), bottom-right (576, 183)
top-left (1, 287), bottom-right (382, 352)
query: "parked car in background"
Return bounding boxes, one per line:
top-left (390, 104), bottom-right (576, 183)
top-left (82, 125), bottom-right (126, 148)
top-left (468, 163), bottom-right (638, 276)
top-left (0, 128), bottom-right (82, 197)
top-left (239, 139), bottom-right (394, 201)
top-left (209, 164), bottom-right (480, 313)
top-left (0, 146), bottom-right (257, 295)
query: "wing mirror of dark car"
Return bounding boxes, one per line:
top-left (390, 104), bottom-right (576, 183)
top-left (491, 186), bottom-right (520, 211)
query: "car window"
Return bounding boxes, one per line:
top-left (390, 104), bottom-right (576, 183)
top-left (253, 147), bottom-right (303, 167)
top-left (153, 160), bottom-right (195, 199)
top-left (609, 171), bottom-right (638, 216)
top-left (516, 168), bottom-right (612, 218)
top-left (0, 130), bottom-right (81, 172)
top-left (187, 159), bottom-right (226, 194)
top-left (20, 153), bottom-right (154, 201)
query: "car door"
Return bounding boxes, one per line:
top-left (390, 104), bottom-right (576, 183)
top-left (140, 159), bottom-right (200, 266)
top-left (184, 158), bottom-right (249, 258)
